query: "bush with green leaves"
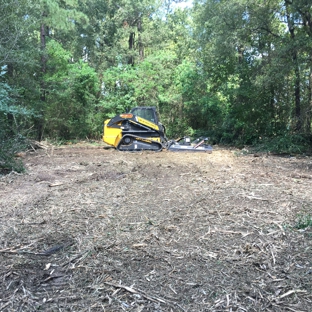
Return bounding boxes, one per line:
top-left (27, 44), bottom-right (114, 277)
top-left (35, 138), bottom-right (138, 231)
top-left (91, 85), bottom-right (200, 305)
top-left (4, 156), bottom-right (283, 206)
top-left (295, 213), bottom-right (312, 230)
top-left (0, 132), bottom-right (27, 174)
top-left (43, 40), bottom-right (100, 140)
top-left (252, 133), bottom-right (312, 154)
top-left (0, 77), bottom-right (36, 173)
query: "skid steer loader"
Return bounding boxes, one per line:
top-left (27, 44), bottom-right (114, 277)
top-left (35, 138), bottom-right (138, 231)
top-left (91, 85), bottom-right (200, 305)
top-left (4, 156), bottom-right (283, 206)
top-left (103, 107), bottom-right (212, 152)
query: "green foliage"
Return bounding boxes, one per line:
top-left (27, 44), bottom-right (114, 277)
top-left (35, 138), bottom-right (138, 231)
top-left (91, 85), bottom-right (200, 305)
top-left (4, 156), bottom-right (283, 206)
top-left (192, 0), bottom-right (312, 149)
top-left (174, 61), bottom-right (227, 139)
top-left (38, 0), bottom-right (89, 31)
top-left (252, 133), bottom-right (312, 154)
top-left (0, 81), bottom-right (36, 173)
top-left (0, 133), bottom-right (27, 174)
top-left (295, 213), bottom-right (312, 230)
top-left (44, 40), bottom-right (100, 139)
top-left (100, 50), bottom-right (181, 133)
top-left (1, 0), bottom-right (312, 154)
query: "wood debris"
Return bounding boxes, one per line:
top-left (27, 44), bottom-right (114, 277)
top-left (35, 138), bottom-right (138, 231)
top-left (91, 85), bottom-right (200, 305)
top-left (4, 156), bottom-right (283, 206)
top-left (0, 145), bottom-right (311, 311)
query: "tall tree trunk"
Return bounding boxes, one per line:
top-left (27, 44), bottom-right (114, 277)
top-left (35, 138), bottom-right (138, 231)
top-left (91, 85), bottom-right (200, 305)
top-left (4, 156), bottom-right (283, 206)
top-left (237, 46), bottom-right (244, 64)
top-left (37, 22), bottom-right (47, 141)
top-left (40, 22), bottom-right (47, 91)
top-left (285, 1), bottom-right (301, 132)
top-left (127, 14), bottom-right (144, 65)
top-left (307, 65), bottom-right (312, 133)
top-left (128, 31), bottom-right (135, 65)
top-left (267, 42), bottom-right (276, 133)
top-left (7, 63), bottom-right (15, 135)
top-left (301, 9), bottom-right (312, 134)
top-left (137, 17), bottom-right (144, 60)
top-left (293, 56), bottom-right (301, 131)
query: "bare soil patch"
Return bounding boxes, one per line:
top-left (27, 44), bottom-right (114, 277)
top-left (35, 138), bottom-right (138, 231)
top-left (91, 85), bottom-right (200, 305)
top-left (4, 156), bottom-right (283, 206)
top-left (0, 143), bottom-right (312, 311)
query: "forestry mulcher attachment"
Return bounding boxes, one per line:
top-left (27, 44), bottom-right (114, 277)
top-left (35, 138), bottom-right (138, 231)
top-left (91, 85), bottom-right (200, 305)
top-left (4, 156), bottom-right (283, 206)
top-left (103, 107), bottom-right (212, 153)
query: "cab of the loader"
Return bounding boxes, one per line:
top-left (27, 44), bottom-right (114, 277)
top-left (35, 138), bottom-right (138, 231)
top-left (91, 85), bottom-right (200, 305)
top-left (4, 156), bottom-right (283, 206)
top-left (130, 107), bottom-right (159, 125)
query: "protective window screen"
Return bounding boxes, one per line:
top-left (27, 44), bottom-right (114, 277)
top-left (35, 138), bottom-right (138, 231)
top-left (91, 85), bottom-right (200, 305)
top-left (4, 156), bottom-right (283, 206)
top-left (131, 108), bottom-right (156, 123)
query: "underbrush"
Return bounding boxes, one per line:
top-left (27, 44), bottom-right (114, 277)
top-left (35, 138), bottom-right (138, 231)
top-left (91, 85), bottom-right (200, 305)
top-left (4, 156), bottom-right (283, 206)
top-left (251, 134), bottom-right (312, 155)
top-left (295, 213), bottom-right (312, 230)
top-left (0, 134), bottom-right (28, 174)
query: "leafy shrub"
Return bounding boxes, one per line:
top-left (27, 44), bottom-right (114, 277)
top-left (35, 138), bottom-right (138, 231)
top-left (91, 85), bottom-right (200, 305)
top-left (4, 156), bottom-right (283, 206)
top-left (294, 213), bottom-right (312, 230)
top-left (252, 133), bottom-right (312, 154)
top-left (0, 133), bottom-right (27, 173)
top-left (0, 80), bottom-right (36, 173)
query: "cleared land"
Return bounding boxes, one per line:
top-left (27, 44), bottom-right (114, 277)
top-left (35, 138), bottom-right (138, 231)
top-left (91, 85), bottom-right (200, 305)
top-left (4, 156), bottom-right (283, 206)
top-left (0, 143), bottom-right (312, 311)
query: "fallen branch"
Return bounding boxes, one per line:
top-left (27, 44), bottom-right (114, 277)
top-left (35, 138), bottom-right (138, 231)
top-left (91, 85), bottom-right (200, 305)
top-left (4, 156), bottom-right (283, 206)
top-left (49, 182), bottom-right (64, 187)
top-left (242, 195), bottom-right (269, 201)
top-left (210, 229), bottom-right (251, 237)
top-left (30, 140), bottom-right (49, 150)
top-left (0, 302), bottom-right (10, 311)
top-left (103, 281), bottom-right (186, 311)
top-left (290, 173), bottom-right (312, 180)
top-left (0, 243), bottom-right (72, 257)
top-left (62, 250), bottom-right (90, 267)
top-left (105, 282), bottom-right (136, 294)
top-left (276, 289), bottom-right (307, 300)
top-left (104, 281), bottom-right (165, 303)
top-left (0, 249), bottom-right (49, 256)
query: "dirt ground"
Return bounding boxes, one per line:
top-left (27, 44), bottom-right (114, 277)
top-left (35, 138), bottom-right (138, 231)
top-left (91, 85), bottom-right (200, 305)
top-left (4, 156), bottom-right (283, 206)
top-left (0, 143), bottom-right (312, 312)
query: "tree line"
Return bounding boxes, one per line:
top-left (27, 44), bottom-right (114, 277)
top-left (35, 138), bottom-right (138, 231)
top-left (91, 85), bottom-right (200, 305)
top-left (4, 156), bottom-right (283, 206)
top-left (1, 0), bottom-right (312, 171)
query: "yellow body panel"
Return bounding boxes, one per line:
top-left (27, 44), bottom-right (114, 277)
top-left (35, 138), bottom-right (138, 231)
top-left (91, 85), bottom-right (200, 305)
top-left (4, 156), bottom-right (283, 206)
top-left (103, 119), bottom-right (123, 147)
top-left (103, 116), bottom-right (162, 149)
top-left (136, 117), bottom-right (159, 131)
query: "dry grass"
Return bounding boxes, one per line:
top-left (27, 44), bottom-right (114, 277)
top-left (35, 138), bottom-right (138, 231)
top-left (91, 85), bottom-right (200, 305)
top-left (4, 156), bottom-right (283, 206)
top-left (0, 143), bottom-right (312, 311)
